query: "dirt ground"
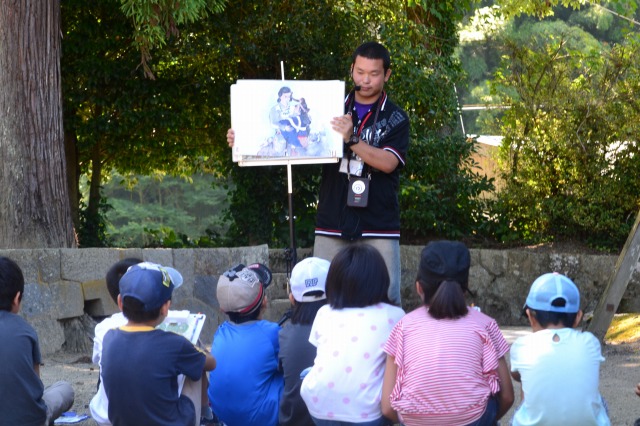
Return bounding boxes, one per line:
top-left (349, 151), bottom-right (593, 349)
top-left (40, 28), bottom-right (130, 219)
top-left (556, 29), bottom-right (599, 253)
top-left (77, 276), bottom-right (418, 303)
top-left (41, 327), bottom-right (640, 426)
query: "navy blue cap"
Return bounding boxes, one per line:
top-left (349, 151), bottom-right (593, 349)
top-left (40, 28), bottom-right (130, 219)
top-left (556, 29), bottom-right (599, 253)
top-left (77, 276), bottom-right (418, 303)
top-left (119, 262), bottom-right (183, 311)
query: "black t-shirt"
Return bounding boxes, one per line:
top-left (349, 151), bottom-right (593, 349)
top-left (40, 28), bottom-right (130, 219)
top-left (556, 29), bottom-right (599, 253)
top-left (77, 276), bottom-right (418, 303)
top-left (278, 323), bottom-right (316, 426)
top-left (315, 91), bottom-right (410, 239)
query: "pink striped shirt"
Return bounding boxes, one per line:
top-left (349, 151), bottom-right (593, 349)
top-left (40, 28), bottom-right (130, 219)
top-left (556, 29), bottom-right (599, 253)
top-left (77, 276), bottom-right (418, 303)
top-left (383, 307), bottom-right (509, 426)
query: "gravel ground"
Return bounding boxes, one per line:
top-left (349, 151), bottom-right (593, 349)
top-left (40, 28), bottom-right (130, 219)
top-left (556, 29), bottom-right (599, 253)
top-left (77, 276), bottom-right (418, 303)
top-left (41, 327), bottom-right (640, 426)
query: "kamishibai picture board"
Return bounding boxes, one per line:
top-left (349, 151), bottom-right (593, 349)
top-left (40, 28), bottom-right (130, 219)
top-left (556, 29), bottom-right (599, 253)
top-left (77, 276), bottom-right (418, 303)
top-left (230, 79), bottom-right (345, 166)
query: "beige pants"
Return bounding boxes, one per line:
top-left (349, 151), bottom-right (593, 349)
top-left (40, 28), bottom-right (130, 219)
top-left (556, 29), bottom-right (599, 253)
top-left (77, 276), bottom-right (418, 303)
top-left (181, 377), bottom-right (203, 426)
top-left (43, 381), bottom-right (75, 426)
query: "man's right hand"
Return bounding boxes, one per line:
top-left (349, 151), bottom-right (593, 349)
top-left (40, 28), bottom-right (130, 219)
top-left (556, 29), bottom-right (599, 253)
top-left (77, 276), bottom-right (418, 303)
top-left (227, 129), bottom-right (235, 148)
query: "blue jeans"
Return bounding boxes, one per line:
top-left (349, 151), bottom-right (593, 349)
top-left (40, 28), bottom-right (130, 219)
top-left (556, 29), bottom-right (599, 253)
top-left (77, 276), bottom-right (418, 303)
top-left (465, 395), bottom-right (498, 426)
top-left (312, 416), bottom-right (391, 426)
top-left (313, 236), bottom-right (401, 305)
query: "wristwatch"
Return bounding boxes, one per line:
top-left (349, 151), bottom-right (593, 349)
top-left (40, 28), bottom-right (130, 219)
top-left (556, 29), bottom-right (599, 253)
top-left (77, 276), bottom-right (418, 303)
top-left (345, 134), bottom-right (360, 147)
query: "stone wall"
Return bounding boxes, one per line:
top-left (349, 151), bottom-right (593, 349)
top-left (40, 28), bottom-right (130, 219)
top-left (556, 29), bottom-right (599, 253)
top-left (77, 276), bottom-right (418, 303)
top-left (2, 246), bottom-right (639, 355)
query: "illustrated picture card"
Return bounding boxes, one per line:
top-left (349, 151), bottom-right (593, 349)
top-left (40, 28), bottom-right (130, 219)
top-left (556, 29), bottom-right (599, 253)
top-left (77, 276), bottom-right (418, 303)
top-left (230, 79), bottom-right (345, 165)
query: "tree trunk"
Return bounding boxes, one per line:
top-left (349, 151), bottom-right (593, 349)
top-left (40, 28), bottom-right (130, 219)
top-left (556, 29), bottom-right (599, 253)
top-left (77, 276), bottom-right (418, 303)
top-left (0, 1), bottom-right (76, 248)
top-left (65, 120), bottom-right (80, 232)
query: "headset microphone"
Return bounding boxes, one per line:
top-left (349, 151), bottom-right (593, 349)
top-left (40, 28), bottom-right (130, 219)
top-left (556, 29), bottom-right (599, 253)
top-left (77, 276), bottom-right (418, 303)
top-left (354, 85), bottom-right (362, 91)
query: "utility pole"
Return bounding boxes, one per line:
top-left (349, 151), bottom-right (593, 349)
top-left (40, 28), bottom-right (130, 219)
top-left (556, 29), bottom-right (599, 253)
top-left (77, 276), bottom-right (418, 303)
top-left (587, 209), bottom-right (640, 341)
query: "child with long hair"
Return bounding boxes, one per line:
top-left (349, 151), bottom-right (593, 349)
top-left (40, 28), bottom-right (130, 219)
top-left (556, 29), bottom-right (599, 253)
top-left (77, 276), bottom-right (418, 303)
top-left (301, 243), bottom-right (405, 426)
top-left (381, 240), bottom-right (514, 426)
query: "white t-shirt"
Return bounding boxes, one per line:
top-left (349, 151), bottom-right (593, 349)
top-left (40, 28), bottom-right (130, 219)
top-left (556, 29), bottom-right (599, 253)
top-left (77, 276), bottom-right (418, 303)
top-left (510, 327), bottom-right (610, 426)
top-left (90, 313), bottom-right (128, 426)
top-left (300, 303), bottom-right (405, 422)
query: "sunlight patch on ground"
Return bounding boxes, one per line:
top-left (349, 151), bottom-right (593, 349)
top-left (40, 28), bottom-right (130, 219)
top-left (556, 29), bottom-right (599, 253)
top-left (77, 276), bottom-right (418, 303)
top-left (605, 313), bottom-right (640, 344)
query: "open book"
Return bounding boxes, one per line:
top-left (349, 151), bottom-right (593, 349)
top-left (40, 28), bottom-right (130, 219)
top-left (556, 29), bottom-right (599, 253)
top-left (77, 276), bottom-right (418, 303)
top-left (157, 310), bottom-right (206, 345)
top-left (156, 310), bottom-right (207, 392)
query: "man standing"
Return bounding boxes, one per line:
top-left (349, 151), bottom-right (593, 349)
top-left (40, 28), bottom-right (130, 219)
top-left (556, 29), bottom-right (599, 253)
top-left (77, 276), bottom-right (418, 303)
top-left (315, 42), bottom-right (410, 305)
top-left (227, 42), bottom-right (409, 304)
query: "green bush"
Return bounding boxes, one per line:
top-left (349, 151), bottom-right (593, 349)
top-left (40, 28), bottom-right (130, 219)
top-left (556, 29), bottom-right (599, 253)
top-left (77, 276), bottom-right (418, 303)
top-left (491, 32), bottom-right (640, 251)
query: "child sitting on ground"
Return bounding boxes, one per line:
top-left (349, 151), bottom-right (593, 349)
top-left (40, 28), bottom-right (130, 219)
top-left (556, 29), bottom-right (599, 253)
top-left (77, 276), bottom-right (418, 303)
top-left (300, 243), bottom-right (405, 425)
top-left (101, 262), bottom-right (216, 426)
top-left (207, 263), bottom-right (284, 426)
top-left (278, 257), bottom-right (330, 426)
top-left (510, 272), bottom-right (610, 425)
top-left (381, 240), bottom-right (513, 425)
top-left (91, 258), bottom-right (216, 426)
top-left (90, 257), bottom-right (141, 426)
top-left (0, 256), bottom-right (75, 426)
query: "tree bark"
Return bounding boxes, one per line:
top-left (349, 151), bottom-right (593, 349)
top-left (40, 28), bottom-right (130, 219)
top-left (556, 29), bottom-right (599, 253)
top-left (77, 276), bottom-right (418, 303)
top-left (0, 0), bottom-right (76, 248)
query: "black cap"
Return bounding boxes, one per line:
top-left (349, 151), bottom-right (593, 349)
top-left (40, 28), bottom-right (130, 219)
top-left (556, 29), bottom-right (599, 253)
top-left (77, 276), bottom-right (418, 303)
top-left (418, 240), bottom-right (470, 288)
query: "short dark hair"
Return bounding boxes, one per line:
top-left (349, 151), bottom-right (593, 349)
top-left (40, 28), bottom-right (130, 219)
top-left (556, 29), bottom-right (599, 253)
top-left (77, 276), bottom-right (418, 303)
top-left (352, 41), bottom-right (391, 73)
top-left (527, 298), bottom-right (578, 328)
top-left (325, 243), bottom-right (391, 309)
top-left (121, 295), bottom-right (162, 323)
top-left (0, 257), bottom-right (25, 311)
top-left (290, 296), bottom-right (326, 325)
top-left (106, 258), bottom-right (142, 304)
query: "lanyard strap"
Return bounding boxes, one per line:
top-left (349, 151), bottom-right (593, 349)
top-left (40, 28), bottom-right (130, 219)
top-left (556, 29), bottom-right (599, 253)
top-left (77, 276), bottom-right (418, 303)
top-left (347, 91), bottom-right (384, 178)
top-left (349, 91), bottom-right (385, 143)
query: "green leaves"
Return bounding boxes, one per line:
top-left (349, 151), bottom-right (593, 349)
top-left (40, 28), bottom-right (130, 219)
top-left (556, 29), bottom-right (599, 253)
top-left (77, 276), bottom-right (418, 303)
top-left (491, 29), bottom-right (640, 250)
top-left (493, 0), bottom-right (637, 19)
top-left (119, 0), bottom-right (226, 78)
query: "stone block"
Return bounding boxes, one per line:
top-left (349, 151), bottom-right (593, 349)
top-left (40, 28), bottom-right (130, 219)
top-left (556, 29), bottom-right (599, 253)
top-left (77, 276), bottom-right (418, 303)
top-left (22, 280), bottom-right (83, 320)
top-left (228, 245), bottom-right (270, 267)
top-left (476, 249), bottom-right (507, 277)
top-left (49, 281), bottom-right (85, 319)
top-left (548, 253), bottom-right (582, 278)
top-left (268, 273), bottom-right (290, 300)
top-left (265, 298), bottom-right (292, 325)
top-left (620, 264), bottom-right (640, 312)
top-left (193, 245), bottom-right (269, 277)
top-left (268, 248), bottom-right (312, 273)
top-left (61, 248), bottom-right (120, 282)
top-left (193, 275), bottom-right (218, 308)
top-left (21, 282), bottom-right (54, 317)
top-left (0, 249), bottom-right (61, 284)
top-left (118, 248), bottom-right (145, 260)
top-left (193, 249), bottom-right (229, 276)
top-left (141, 248), bottom-right (174, 268)
top-left (173, 249), bottom-right (196, 302)
top-left (400, 245), bottom-right (423, 293)
top-left (27, 315), bottom-right (66, 356)
top-left (82, 279), bottom-right (118, 317)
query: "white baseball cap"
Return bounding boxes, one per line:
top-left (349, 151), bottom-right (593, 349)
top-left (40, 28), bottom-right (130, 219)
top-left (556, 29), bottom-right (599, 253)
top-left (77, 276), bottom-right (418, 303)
top-left (289, 257), bottom-right (330, 302)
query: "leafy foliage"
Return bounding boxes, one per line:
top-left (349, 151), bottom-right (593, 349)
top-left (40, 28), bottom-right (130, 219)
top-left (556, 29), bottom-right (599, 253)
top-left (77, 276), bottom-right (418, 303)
top-left (102, 173), bottom-right (228, 247)
top-left (401, 134), bottom-right (494, 242)
top-left (62, 0), bottom-right (499, 248)
top-left (61, 0), bottom-right (229, 246)
top-left (216, 1), bottom-right (497, 247)
top-left (490, 31), bottom-right (640, 249)
top-left (386, 3), bottom-right (497, 243)
top-left (196, 0), bottom-right (360, 247)
top-left (493, 0), bottom-right (638, 19)
top-left (119, 0), bottom-right (227, 78)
